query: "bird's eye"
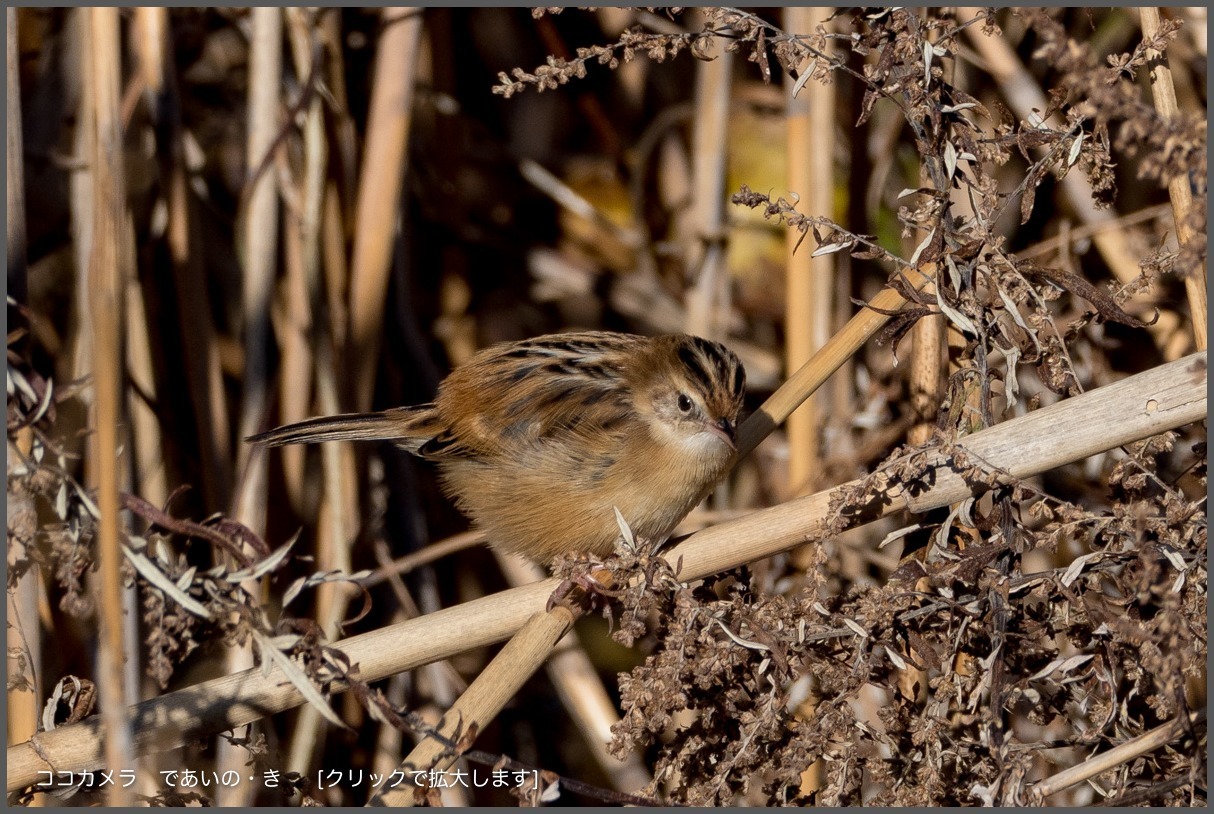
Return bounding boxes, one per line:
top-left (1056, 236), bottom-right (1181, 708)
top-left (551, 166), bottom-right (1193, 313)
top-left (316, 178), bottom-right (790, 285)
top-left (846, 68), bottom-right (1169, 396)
top-left (676, 393), bottom-right (693, 413)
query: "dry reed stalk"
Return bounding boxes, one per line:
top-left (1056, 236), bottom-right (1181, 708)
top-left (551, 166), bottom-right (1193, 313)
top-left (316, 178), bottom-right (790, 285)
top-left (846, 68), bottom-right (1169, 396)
top-left (282, 13), bottom-right (360, 778)
top-left (828, 264), bottom-right (856, 452)
top-left (495, 555), bottom-right (653, 793)
top-left (1138, 7), bottom-right (1207, 350)
top-left (279, 224), bottom-right (333, 775)
top-left (902, 289), bottom-right (942, 695)
top-left (348, 7), bottom-right (423, 412)
top-left (737, 262), bottom-right (937, 457)
top-left (318, 11), bottom-right (358, 203)
top-left (318, 180), bottom-right (361, 555)
top-left (783, 7), bottom-right (837, 794)
top-left (68, 9), bottom-right (95, 398)
top-left (6, 9), bottom-right (40, 756)
top-left (371, 605), bottom-right (578, 806)
top-left (217, 10), bottom-right (283, 805)
top-left (1016, 203), bottom-right (1172, 261)
top-left (148, 13), bottom-right (231, 509)
top-left (783, 7), bottom-right (836, 498)
top-left (275, 9), bottom-right (329, 509)
top-left (86, 7), bottom-right (133, 805)
top-left (1029, 710), bottom-right (1205, 802)
top-left (278, 195), bottom-right (316, 505)
top-left (322, 181), bottom-right (351, 344)
top-left (7, 6), bottom-right (26, 302)
top-left (362, 530), bottom-right (487, 587)
top-left (956, 7), bottom-right (1184, 357)
top-left (125, 30), bottom-right (198, 792)
top-left (684, 26), bottom-right (732, 342)
top-left (233, 5), bottom-right (282, 526)
top-left (902, 31), bottom-right (952, 698)
top-left (127, 7), bottom-right (169, 510)
top-left (908, 302), bottom-right (944, 446)
top-left (907, 21), bottom-right (951, 449)
top-left (118, 171), bottom-right (163, 796)
top-left (7, 350), bottom-right (1204, 793)
top-left (367, 548), bottom-right (473, 805)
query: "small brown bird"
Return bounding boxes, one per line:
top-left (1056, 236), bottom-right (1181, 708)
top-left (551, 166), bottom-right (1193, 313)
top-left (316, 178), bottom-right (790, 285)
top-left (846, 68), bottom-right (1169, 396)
top-left (249, 331), bottom-right (746, 564)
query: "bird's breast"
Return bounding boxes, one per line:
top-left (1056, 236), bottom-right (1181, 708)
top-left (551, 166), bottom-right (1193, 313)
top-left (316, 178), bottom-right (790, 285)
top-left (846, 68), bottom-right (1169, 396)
top-left (433, 435), bottom-right (729, 563)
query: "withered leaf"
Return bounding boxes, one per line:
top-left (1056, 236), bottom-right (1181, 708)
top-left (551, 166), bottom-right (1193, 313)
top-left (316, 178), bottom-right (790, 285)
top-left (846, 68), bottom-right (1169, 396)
top-left (1021, 262), bottom-right (1153, 327)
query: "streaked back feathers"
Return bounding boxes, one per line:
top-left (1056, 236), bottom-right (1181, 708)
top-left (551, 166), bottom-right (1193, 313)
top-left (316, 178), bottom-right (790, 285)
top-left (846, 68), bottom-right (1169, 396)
top-left (247, 331), bottom-right (747, 562)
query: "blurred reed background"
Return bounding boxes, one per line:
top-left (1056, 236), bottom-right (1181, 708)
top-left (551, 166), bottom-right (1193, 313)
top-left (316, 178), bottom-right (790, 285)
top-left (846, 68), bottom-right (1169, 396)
top-left (5, 7), bottom-right (1206, 806)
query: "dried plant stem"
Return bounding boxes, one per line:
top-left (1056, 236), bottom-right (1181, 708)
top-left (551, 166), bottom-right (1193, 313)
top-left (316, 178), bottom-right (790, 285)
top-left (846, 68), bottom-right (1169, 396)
top-left (276, 8), bottom-right (329, 509)
top-left (287, 5), bottom-right (345, 626)
top-left (784, 8), bottom-right (836, 794)
top-left (737, 262), bottom-right (937, 458)
top-left (1016, 203), bottom-right (1171, 262)
top-left (1029, 710), bottom-right (1205, 802)
top-left (217, 10), bottom-right (283, 806)
top-left (909, 305), bottom-right (944, 446)
top-left (6, 9), bottom-right (38, 750)
top-left (5, 582), bottom-right (39, 747)
top-left (287, 150), bottom-right (363, 789)
top-left (127, 7), bottom-right (169, 509)
top-left (7, 350), bottom-right (1204, 793)
top-left (1138, 7), bottom-right (1207, 350)
top-left (784, 6), bottom-right (836, 497)
top-left (278, 204), bottom-right (316, 504)
top-left (684, 21), bottom-right (732, 341)
top-left (348, 7), bottom-right (423, 411)
top-left (7, 6), bottom-right (26, 302)
top-left (68, 9), bottom-right (95, 397)
top-left (902, 229), bottom-right (941, 708)
top-left (146, 7), bottom-right (231, 508)
top-left (87, 7), bottom-right (133, 806)
top-left (496, 555), bottom-right (653, 793)
top-left (362, 530), bottom-right (486, 587)
top-left (233, 5), bottom-right (282, 527)
top-left (908, 26), bottom-right (950, 449)
top-left (369, 606), bottom-right (578, 806)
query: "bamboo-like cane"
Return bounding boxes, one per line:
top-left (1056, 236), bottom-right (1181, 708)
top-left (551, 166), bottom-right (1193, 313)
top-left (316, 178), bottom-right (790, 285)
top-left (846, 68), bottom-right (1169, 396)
top-left (216, 8), bottom-right (285, 807)
top-left (369, 606), bottom-right (578, 806)
top-left (5, 7), bottom-right (40, 758)
top-left (1028, 710), bottom-right (1205, 803)
top-left (495, 555), bottom-right (653, 793)
top-left (6, 6), bottom-right (26, 301)
top-left (784, 6), bottom-right (837, 498)
top-left (86, 7), bottom-right (133, 806)
top-left (684, 19), bottom-right (732, 341)
top-left (737, 262), bottom-right (935, 457)
top-left (1138, 7), bottom-right (1207, 351)
top-left (783, 10), bottom-right (837, 797)
top-left (348, 7), bottom-right (423, 412)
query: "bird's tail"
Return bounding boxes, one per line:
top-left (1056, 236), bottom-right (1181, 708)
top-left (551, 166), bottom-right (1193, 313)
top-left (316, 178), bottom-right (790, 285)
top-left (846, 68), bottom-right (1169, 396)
top-left (246, 406), bottom-right (442, 454)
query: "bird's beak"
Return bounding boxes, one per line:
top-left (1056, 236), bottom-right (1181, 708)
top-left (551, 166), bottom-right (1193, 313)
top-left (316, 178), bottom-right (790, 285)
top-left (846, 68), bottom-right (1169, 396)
top-left (706, 417), bottom-right (737, 451)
